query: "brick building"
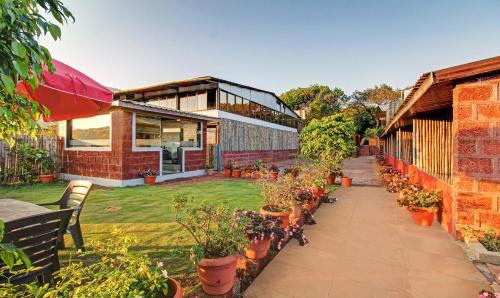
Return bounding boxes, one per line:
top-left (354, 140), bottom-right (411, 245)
top-left (58, 77), bottom-right (299, 186)
top-left (383, 56), bottom-right (500, 235)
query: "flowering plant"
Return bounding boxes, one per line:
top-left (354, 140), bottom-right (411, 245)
top-left (386, 173), bottom-right (411, 193)
top-left (252, 160), bottom-right (263, 171)
top-left (397, 189), bottom-right (441, 212)
top-left (260, 175), bottom-right (296, 213)
top-left (283, 166), bottom-right (299, 177)
top-left (294, 188), bottom-right (315, 204)
top-left (235, 209), bottom-right (285, 242)
top-left (477, 290), bottom-right (500, 298)
top-left (232, 163), bottom-right (241, 170)
top-left (137, 168), bottom-right (158, 177)
top-left (268, 164), bottom-right (279, 173)
top-left (397, 184), bottom-right (420, 202)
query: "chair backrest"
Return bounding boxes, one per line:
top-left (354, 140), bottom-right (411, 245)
top-left (59, 180), bottom-right (93, 225)
top-left (1, 208), bottom-right (73, 284)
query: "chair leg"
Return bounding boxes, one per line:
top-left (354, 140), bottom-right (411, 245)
top-left (58, 232), bottom-right (66, 250)
top-left (68, 223), bottom-right (85, 251)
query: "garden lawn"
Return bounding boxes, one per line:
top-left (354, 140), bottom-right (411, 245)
top-left (0, 179), bottom-right (264, 293)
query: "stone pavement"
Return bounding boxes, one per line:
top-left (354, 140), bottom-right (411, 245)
top-left (245, 157), bottom-right (492, 298)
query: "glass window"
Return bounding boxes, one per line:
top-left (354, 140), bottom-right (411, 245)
top-left (179, 94), bottom-right (188, 111)
top-left (219, 90), bottom-right (227, 111)
top-left (181, 121), bottom-right (201, 148)
top-left (242, 99), bottom-right (250, 116)
top-left (197, 92), bottom-right (207, 110)
top-left (187, 93), bottom-right (197, 111)
top-left (135, 115), bottom-right (161, 147)
top-left (227, 93), bottom-right (235, 112)
top-left (207, 89), bottom-right (216, 109)
top-left (67, 114), bottom-right (110, 147)
top-left (235, 96), bottom-right (243, 114)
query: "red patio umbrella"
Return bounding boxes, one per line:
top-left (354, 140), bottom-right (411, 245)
top-left (17, 59), bottom-right (113, 121)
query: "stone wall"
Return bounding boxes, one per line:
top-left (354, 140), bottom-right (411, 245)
top-left (453, 79), bottom-right (500, 230)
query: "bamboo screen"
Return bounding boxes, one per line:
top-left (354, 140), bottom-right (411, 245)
top-left (219, 119), bottom-right (299, 151)
top-left (398, 129), bottom-right (413, 165)
top-left (413, 118), bottom-right (452, 184)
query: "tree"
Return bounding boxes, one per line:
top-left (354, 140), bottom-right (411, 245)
top-left (299, 113), bottom-right (356, 167)
top-left (0, 0), bottom-right (73, 147)
top-left (280, 85), bottom-right (346, 121)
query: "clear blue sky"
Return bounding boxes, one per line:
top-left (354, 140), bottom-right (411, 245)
top-left (40, 0), bottom-right (500, 95)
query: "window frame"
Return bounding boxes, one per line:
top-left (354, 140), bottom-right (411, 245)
top-left (64, 113), bottom-right (112, 151)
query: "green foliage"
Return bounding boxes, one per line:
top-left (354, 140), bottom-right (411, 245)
top-left (0, 219), bottom-right (31, 272)
top-left (1, 229), bottom-right (170, 297)
top-left (260, 174), bottom-right (296, 212)
top-left (173, 195), bottom-right (249, 263)
top-left (299, 113), bottom-right (356, 166)
top-left (279, 85), bottom-right (346, 120)
top-left (364, 127), bottom-right (383, 138)
top-left (342, 105), bottom-right (377, 135)
top-left (397, 189), bottom-right (441, 212)
top-left (481, 229), bottom-right (500, 252)
top-left (8, 141), bottom-right (55, 183)
top-left (0, 0), bottom-right (74, 147)
top-left (363, 84), bottom-right (400, 105)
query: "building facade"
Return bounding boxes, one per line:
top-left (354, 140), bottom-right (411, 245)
top-left (57, 77), bottom-right (299, 186)
top-left (383, 56), bottom-right (500, 235)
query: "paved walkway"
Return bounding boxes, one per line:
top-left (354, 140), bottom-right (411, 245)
top-left (245, 157), bottom-right (492, 298)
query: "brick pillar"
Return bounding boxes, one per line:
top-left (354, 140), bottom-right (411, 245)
top-left (453, 80), bottom-right (500, 231)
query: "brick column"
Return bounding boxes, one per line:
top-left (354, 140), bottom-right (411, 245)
top-left (453, 79), bottom-right (500, 230)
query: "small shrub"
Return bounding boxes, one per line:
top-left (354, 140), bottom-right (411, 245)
top-left (137, 168), bottom-right (158, 177)
top-left (397, 189), bottom-right (440, 212)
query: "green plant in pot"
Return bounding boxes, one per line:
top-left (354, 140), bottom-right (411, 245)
top-left (259, 175), bottom-right (296, 228)
top-left (232, 163), bottom-right (242, 178)
top-left (173, 195), bottom-right (248, 296)
top-left (138, 168), bottom-right (158, 185)
top-left (398, 189), bottom-right (441, 227)
top-left (205, 163), bottom-right (215, 176)
top-left (223, 164), bottom-right (232, 177)
top-left (37, 150), bottom-right (56, 183)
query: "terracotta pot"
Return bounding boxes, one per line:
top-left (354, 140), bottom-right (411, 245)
top-left (410, 207), bottom-right (435, 227)
top-left (243, 171), bottom-right (252, 179)
top-left (253, 171), bottom-right (261, 179)
top-left (269, 171), bottom-right (279, 180)
top-left (165, 277), bottom-right (183, 298)
top-left (144, 175), bottom-right (156, 185)
top-left (289, 204), bottom-right (302, 225)
top-left (327, 174), bottom-right (336, 185)
top-left (382, 173), bottom-right (392, 182)
top-left (312, 187), bottom-right (325, 198)
top-left (206, 169), bottom-right (214, 176)
top-left (260, 205), bottom-right (290, 229)
top-left (341, 177), bottom-right (353, 187)
top-left (39, 174), bottom-right (55, 183)
top-left (197, 255), bottom-right (238, 296)
top-left (224, 168), bottom-right (232, 177)
top-left (245, 238), bottom-right (271, 260)
top-left (232, 169), bottom-right (241, 178)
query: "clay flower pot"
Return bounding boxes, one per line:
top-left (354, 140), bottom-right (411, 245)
top-left (165, 277), bottom-right (183, 298)
top-left (206, 169), bottom-right (214, 176)
top-left (39, 174), bottom-right (55, 183)
top-left (244, 171), bottom-right (252, 179)
top-left (253, 171), bottom-right (261, 179)
top-left (260, 205), bottom-right (290, 229)
top-left (144, 175), bottom-right (156, 185)
top-left (410, 208), bottom-right (435, 227)
top-left (224, 168), bottom-right (232, 177)
top-left (341, 177), bottom-right (353, 187)
top-left (312, 187), bottom-right (325, 198)
top-left (232, 169), bottom-right (241, 178)
top-left (327, 174), bottom-right (336, 185)
top-left (197, 255), bottom-right (238, 296)
top-left (382, 173), bottom-right (392, 182)
top-left (269, 171), bottom-right (279, 180)
top-left (289, 204), bottom-right (302, 225)
top-left (245, 238), bottom-right (271, 260)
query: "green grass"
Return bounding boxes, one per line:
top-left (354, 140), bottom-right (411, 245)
top-left (0, 179), bottom-right (264, 292)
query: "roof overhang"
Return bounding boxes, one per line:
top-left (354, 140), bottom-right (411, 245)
top-left (111, 100), bottom-right (219, 122)
top-left (384, 55), bottom-right (500, 134)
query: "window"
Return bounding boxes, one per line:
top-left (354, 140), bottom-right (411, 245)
top-left (179, 94), bottom-right (188, 111)
top-left (219, 90), bottom-right (227, 111)
top-left (207, 89), bottom-right (216, 109)
top-left (67, 114), bottom-right (111, 148)
top-left (242, 99), bottom-right (250, 116)
top-left (135, 115), bottom-right (161, 147)
top-left (235, 96), bottom-right (243, 114)
top-left (227, 93), bottom-right (235, 112)
top-left (197, 92), bottom-right (208, 110)
top-left (181, 121), bottom-right (201, 148)
top-left (166, 95), bottom-right (177, 109)
top-left (187, 93), bottom-right (197, 111)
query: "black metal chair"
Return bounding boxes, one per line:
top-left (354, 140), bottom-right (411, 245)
top-left (1, 209), bottom-right (73, 285)
top-left (37, 180), bottom-right (93, 251)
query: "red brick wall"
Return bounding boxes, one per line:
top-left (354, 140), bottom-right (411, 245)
top-left (385, 154), bottom-right (455, 235)
top-left (222, 149), bottom-right (297, 167)
top-left (453, 79), bottom-right (500, 230)
top-left (184, 123), bottom-right (208, 172)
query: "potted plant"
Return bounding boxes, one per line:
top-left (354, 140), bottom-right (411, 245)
top-left (173, 195), bottom-right (247, 296)
top-left (242, 165), bottom-right (252, 178)
top-left (37, 150), bottom-right (56, 183)
top-left (252, 160), bottom-right (262, 179)
top-left (327, 167), bottom-right (342, 185)
top-left (205, 163), bottom-right (215, 176)
top-left (232, 164), bottom-right (241, 178)
top-left (295, 187), bottom-right (316, 214)
top-left (267, 164), bottom-right (279, 180)
top-left (138, 168), bottom-right (158, 185)
top-left (398, 189), bottom-right (441, 226)
top-left (235, 209), bottom-right (286, 260)
top-left (341, 175), bottom-right (353, 187)
top-left (259, 175), bottom-right (295, 228)
top-left (224, 164), bottom-right (232, 177)
top-left (283, 165), bottom-right (299, 179)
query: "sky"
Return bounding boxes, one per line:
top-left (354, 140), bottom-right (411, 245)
top-left (39, 0), bottom-right (500, 95)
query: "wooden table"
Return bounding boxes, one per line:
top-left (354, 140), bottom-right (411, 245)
top-left (0, 198), bottom-right (51, 222)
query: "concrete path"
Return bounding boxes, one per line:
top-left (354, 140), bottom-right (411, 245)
top-left (245, 157), bottom-right (492, 298)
